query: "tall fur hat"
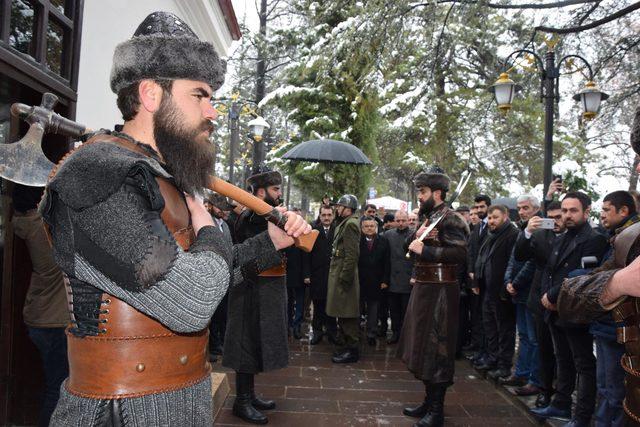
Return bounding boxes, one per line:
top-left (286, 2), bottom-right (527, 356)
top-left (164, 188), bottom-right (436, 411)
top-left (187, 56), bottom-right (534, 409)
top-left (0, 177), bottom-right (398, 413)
top-left (414, 166), bottom-right (450, 192)
top-left (632, 105), bottom-right (640, 156)
top-left (247, 164), bottom-right (282, 191)
top-left (110, 12), bottom-right (226, 94)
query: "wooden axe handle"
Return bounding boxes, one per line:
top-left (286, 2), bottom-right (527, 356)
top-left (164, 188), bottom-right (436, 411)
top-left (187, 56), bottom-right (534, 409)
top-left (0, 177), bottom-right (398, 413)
top-left (208, 177), bottom-right (318, 253)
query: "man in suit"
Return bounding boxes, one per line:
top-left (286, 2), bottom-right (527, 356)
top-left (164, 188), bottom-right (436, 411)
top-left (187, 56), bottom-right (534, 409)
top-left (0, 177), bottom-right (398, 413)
top-left (286, 207), bottom-right (307, 340)
top-left (522, 193), bottom-right (609, 426)
top-left (385, 210), bottom-right (414, 344)
top-left (359, 216), bottom-right (390, 345)
top-left (304, 205), bottom-right (337, 345)
top-left (474, 205), bottom-right (519, 380)
top-left (327, 195), bottom-right (361, 363)
top-left (514, 201), bottom-right (565, 409)
top-left (204, 192), bottom-right (234, 359)
top-left (466, 195), bottom-right (492, 360)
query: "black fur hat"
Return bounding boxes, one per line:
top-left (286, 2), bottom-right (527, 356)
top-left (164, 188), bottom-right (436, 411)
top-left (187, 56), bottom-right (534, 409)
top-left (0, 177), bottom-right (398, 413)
top-left (110, 12), bottom-right (226, 93)
top-left (247, 164), bottom-right (282, 191)
top-left (414, 170), bottom-right (450, 192)
top-left (632, 106), bottom-right (640, 156)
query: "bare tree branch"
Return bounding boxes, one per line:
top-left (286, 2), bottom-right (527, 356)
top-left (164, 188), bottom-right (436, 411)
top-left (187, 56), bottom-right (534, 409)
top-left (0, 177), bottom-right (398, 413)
top-left (535, 1), bottom-right (640, 33)
top-left (405, 0), bottom-right (598, 14)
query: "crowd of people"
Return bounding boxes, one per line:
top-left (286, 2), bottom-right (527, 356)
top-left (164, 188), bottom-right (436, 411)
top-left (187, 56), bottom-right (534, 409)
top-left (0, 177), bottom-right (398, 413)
top-left (200, 175), bottom-right (640, 427)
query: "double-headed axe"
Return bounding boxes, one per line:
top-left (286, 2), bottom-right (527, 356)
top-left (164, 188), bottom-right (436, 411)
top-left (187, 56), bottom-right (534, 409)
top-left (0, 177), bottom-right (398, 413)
top-left (8, 93), bottom-right (87, 187)
top-left (8, 93), bottom-right (318, 252)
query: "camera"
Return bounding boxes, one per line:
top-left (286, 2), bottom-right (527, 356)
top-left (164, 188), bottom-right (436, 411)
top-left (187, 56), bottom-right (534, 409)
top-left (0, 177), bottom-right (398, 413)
top-left (581, 256), bottom-right (599, 269)
top-left (539, 218), bottom-right (555, 230)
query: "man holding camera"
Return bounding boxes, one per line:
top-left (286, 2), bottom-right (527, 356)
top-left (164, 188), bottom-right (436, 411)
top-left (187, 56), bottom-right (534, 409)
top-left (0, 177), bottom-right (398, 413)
top-left (522, 192), bottom-right (608, 426)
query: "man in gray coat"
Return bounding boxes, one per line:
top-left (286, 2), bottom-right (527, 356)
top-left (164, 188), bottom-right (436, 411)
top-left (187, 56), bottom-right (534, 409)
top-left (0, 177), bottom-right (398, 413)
top-left (384, 210), bottom-right (414, 344)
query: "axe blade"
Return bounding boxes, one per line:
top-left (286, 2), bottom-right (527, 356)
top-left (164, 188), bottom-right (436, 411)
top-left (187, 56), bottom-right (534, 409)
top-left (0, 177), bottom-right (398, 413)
top-left (0, 123), bottom-right (55, 187)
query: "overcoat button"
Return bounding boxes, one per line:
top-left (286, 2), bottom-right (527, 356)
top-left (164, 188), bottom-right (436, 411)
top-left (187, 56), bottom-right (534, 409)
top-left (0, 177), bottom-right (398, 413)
top-left (180, 355), bottom-right (188, 365)
top-left (136, 363), bottom-right (145, 372)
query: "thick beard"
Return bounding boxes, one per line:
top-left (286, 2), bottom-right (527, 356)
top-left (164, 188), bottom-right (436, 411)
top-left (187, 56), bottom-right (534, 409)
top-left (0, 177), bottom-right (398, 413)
top-left (418, 197), bottom-right (435, 217)
top-left (263, 193), bottom-right (281, 207)
top-left (153, 96), bottom-right (215, 194)
top-left (477, 211), bottom-right (487, 220)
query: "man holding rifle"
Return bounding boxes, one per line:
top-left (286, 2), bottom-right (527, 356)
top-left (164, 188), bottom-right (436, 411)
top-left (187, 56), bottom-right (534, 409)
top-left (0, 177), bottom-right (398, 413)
top-left (398, 169), bottom-right (469, 427)
top-left (40, 12), bottom-right (310, 426)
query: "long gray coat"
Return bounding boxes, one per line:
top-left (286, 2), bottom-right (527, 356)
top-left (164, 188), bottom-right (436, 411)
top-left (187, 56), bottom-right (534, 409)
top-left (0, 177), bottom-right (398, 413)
top-left (223, 210), bottom-right (288, 374)
top-left (326, 214), bottom-right (360, 318)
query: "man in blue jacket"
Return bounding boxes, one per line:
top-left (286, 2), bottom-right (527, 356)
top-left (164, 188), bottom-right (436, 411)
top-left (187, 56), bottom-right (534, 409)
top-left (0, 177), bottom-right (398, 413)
top-left (502, 195), bottom-right (541, 395)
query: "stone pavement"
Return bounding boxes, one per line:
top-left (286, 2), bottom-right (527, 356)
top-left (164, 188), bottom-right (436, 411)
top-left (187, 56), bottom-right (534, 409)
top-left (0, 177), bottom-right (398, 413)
top-left (213, 336), bottom-right (539, 426)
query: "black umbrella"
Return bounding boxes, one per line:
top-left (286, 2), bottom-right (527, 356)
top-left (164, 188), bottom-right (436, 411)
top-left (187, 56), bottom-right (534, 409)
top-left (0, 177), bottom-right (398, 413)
top-left (282, 139), bottom-right (372, 165)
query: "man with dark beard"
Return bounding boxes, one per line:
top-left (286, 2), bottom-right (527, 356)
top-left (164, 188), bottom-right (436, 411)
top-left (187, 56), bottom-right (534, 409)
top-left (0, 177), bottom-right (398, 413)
top-left (398, 170), bottom-right (469, 427)
top-left (41, 12), bottom-right (310, 426)
top-left (223, 165), bottom-right (289, 424)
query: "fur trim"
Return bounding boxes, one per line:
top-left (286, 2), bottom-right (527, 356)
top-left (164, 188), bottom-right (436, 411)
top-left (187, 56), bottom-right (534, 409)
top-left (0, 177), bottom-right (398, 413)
top-left (247, 171), bottom-right (282, 190)
top-left (414, 172), bottom-right (450, 192)
top-left (110, 35), bottom-right (226, 93)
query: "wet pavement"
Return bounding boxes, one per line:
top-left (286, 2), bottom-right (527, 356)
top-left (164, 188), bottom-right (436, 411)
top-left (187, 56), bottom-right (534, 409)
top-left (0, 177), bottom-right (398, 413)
top-left (213, 333), bottom-right (539, 426)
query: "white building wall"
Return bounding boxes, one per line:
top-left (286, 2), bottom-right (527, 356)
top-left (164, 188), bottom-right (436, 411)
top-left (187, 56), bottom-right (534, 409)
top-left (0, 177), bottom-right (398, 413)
top-left (76, 0), bottom-right (235, 129)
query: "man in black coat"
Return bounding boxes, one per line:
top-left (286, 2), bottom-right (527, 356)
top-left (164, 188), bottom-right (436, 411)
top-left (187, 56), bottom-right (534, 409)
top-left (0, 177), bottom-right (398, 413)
top-left (384, 210), bottom-right (414, 344)
top-left (520, 193), bottom-right (609, 426)
top-left (466, 195), bottom-right (492, 359)
top-left (285, 207), bottom-right (307, 340)
top-left (224, 166), bottom-right (288, 424)
top-left (358, 216), bottom-right (390, 345)
top-left (303, 205), bottom-right (337, 345)
top-left (514, 201), bottom-right (564, 409)
top-left (474, 205), bottom-right (519, 380)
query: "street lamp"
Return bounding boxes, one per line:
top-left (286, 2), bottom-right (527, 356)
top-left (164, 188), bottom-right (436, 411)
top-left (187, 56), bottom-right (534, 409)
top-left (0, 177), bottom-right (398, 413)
top-left (212, 95), bottom-right (270, 185)
top-left (488, 73), bottom-right (522, 112)
top-left (573, 81), bottom-right (609, 120)
top-left (247, 116), bottom-right (271, 141)
top-left (489, 48), bottom-right (609, 196)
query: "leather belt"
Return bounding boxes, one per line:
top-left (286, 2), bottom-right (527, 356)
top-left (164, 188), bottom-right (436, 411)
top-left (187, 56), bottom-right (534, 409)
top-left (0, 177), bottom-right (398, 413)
top-left (413, 262), bottom-right (457, 284)
top-left (258, 262), bottom-right (286, 277)
top-left (618, 325), bottom-right (640, 344)
top-left (621, 355), bottom-right (640, 423)
top-left (614, 298), bottom-right (639, 322)
top-left (66, 295), bottom-right (210, 399)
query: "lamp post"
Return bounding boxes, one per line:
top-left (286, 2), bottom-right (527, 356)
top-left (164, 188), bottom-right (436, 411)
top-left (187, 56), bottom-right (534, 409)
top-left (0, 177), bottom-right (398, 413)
top-left (212, 95), bottom-right (270, 186)
top-left (489, 48), bottom-right (609, 196)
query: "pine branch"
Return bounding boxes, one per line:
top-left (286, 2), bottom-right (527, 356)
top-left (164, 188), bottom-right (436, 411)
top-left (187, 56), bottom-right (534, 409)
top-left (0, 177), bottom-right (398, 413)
top-left (535, 1), bottom-right (640, 33)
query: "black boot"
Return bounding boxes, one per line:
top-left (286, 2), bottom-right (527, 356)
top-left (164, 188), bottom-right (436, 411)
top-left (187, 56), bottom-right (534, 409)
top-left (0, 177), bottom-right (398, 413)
top-left (249, 373), bottom-right (276, 410)
top-left (403, 397), bottom-right (430, 418)
top-left (332, 348), bottom-right (359, 364)
top-left (414, 384), bottom-right (446, 427)
top-left (233, 372), bottom-right (268, 424)
top-left (293, 324), bottom-right (303, 340)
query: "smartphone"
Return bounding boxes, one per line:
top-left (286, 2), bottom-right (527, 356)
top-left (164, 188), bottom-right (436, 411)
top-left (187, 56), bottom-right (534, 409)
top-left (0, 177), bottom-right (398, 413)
top-left (553, 175), bottom-right (563, 183)
top-left (539, 218), bottom-right (555, 229)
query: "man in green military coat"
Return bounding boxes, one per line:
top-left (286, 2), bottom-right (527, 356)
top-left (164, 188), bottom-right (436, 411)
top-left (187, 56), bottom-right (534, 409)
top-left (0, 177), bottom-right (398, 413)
top-left (327, 194), bottom-right (361, 363)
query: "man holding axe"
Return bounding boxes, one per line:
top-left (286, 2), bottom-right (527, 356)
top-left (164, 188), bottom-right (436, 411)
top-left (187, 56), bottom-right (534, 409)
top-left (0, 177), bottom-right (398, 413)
top-left (35, 11), bottom-right (311, 426)
top-left (397, 169), bottom-right (469, 427)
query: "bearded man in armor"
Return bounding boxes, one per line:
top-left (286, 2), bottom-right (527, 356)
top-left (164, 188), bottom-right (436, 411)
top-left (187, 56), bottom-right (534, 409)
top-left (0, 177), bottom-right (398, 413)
top-left (223, 165), bottom-right (289, 425)
top-left (41, 12), bottom-right (310, 426)
top-left (398, 170), bottom-right (469, 427)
